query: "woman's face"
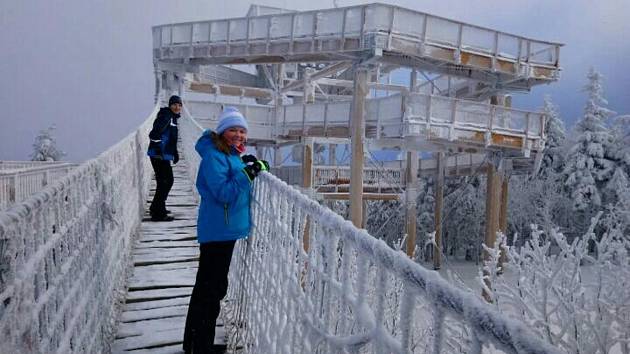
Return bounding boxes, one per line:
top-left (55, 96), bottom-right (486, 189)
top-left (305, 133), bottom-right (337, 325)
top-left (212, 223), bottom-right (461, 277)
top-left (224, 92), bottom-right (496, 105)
top-left (221, 127), bottom-right (248, 146)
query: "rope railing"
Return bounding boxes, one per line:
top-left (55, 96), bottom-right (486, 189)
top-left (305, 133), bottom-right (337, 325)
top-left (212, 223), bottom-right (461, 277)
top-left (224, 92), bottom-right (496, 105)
top-left (179, 110), bottom-right (561, 354)
top-left (0, 107), bottom-right (156, 354)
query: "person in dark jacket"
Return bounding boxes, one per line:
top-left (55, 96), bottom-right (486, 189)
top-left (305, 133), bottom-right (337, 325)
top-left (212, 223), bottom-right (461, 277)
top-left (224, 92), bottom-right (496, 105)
top-left (183, 107), bottom-right (269, 354)
top-left (147, 95), bottom-right (182, 221)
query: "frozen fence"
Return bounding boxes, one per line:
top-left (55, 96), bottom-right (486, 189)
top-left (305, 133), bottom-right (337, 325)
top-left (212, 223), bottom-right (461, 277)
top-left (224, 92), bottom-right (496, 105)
top-left (183, 93), bottom-right (545, 153)
top-left (0, 107), bottom-right (155, 353)
top-left (153, 3), bottom-right (561, 67)
top-left (0, 161), bottom-right (69, 171)
top-left (0, 163), bottom-right (77, 211)
top-left (273, 165), bottom-right (405, 191)
top-left (179, 114), bottom-right (560, 354)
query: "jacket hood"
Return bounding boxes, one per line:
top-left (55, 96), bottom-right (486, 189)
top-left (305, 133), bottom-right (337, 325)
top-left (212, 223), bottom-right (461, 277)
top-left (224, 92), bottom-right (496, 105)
top-left (195, 129), bottom-right (215, 157)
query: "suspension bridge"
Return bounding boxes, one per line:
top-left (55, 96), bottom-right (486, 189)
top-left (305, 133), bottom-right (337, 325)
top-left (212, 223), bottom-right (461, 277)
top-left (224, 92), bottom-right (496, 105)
top-left (0, 3), bottom-right (563, 353)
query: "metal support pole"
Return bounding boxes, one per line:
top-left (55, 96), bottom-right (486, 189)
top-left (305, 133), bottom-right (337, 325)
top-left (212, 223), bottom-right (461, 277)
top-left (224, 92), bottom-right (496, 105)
top-left (349, 67), bottom-right (369, 228)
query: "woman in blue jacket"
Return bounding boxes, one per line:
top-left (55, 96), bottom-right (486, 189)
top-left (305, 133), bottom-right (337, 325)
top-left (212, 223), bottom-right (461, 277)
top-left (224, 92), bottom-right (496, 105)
top-left (183, 107), bottom-right (268, 354)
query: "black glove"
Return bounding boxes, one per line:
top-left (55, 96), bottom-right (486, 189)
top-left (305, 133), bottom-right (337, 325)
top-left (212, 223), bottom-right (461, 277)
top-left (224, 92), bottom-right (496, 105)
top-left (173, 152), bottom-right (179, 165)
top-left (243, 160), bottom-right (269, 180)
top-left (241, 154), bottom-right (258, 164)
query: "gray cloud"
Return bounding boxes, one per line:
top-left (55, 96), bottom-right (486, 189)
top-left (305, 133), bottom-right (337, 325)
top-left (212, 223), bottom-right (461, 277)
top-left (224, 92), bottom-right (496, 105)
top-left (1, 0), bottom-right (628, 161)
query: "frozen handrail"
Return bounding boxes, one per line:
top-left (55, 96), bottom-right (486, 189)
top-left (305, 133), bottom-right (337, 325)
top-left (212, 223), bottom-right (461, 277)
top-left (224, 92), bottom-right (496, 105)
top-left (153, 3), bottom-right (562, 67)
top-left (0, 163), bottom-right (77, 210)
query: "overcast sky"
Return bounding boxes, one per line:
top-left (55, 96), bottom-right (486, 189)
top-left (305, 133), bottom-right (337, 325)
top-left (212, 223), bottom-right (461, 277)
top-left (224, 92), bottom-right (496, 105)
top-left (1, 0), bottom-right (628, 161)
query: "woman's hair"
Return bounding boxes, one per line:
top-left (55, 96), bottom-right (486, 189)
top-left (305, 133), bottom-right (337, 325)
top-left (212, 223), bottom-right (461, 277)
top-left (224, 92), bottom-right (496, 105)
top-left (210, 131), bottom-right (231, 155)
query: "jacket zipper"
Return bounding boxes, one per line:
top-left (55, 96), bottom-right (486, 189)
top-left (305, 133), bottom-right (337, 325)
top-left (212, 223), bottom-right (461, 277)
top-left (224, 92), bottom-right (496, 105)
top-left (224, 204), bottom-right (229, 225)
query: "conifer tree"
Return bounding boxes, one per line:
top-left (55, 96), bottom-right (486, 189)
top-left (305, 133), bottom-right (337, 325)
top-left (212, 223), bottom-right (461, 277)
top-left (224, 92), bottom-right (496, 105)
top-left (539, 95), bottom-right (566, 177)
top-left (563, 68), bottom-right (616, 211)
top-left (30, 125), bottom-right (65, 161)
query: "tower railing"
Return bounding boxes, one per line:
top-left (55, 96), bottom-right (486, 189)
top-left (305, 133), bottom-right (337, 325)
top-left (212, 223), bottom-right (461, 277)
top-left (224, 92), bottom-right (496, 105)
top-left (0, 163), bottom-right (77, 211)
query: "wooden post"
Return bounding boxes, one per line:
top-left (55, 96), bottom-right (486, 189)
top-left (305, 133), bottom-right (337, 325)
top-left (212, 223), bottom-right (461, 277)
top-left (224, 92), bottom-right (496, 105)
top-left (304, 68), bottom-right (315, 104)
top-left (362, 200), bottom-right (368, 229)
top-left (329, 144), bottom-right (337, 165)
top-left (154, 68), bottom-right (163, 104)
top-left (482, 162), bottom-right (501, 302)
top-left (302, 138), bottom-right (314, 253)
top-left (256, 146), bottom-right (264, 160)
top-left (405, 69), bottom-right (420, 258)
top-left (433, 152), bottom-right (445, 269)
top-left (303, 139), bottom-right (313, 190)
top-left (349, 67), bottom-right (368, 228)
top-left (273, 146), bottom-right (282, 168)
top-left (498, 173), bottom-right (509, 270)
top-left (177, 73), bottom-right (185, 97)
top-left (405, 151), bottom-right (419, 258)
top-left (9, 175), bottom-right (17, 203)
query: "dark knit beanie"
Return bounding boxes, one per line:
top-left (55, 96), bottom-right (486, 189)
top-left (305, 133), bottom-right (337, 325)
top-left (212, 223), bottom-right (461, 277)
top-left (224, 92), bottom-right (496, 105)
top-left (169, 95), bottom-right (182, 106)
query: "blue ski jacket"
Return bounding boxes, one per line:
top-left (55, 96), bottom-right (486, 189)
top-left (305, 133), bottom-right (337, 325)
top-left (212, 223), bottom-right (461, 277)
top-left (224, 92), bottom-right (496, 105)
top-left (147, 107), bottom-right (179, 161)
top-left (195, 130), bottom-right (252, 243)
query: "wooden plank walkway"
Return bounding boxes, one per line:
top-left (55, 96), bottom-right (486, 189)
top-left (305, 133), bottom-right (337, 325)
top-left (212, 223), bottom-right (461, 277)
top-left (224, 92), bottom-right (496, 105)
top-left (113, 158), bottom-right (227, 353)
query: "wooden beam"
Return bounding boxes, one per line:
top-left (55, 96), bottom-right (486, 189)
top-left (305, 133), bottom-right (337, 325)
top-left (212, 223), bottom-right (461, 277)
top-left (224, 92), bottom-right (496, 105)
top-left (349, 67), bottom-right (368, 228)
top-left (315, 78), bottom-right (409, 92)
top-left (433, 152), bottom-right (445, 269)
top-left (189, 82), bottom-right (273, 99)
top-left (321, 193), bottom-right (400, 201)
top-left (281, 61), bottom-right (352, 93)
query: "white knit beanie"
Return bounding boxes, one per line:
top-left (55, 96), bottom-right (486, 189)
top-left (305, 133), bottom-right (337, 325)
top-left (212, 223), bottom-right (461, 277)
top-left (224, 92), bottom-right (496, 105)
top-left (216, 107), bottom-right (248, 134)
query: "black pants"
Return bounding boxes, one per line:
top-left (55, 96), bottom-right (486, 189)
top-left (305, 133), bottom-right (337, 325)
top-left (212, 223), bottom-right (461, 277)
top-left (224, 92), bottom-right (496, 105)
top-left (149, 158), bottom-right (173, 217)
top-left (183, 240), bottom-right (236, 354)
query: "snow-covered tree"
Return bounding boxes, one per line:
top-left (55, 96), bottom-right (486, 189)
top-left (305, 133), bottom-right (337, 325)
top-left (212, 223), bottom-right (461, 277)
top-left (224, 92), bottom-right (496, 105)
top-left (484, 212), bottom-right (630, 354)
top-left (416, 183), bottom-right (435, 261)
top-left (563, 68), bottom-right (616, 211)
top-left (610, 114), bottom-right (630, 175)
top-left (442, 176), bottom-right (485, 260)
top-left (30, 125), bottom-right (65, 161)
top-left (539, 95), bottom-right (567, 177)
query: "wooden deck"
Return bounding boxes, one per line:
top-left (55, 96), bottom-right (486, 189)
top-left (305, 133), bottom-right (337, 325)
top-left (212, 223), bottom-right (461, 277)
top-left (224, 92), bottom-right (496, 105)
top-left (113, 158), bottom-right (227, 354)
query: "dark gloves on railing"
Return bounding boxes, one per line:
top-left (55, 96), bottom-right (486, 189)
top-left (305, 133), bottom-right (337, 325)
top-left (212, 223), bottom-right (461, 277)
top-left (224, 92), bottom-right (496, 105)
top-left (243, 160), bottom-right (270, 180)
top-left (173, 152), bottom-right (179, 165)
top-left (241, 154), bottom-right (258, 164)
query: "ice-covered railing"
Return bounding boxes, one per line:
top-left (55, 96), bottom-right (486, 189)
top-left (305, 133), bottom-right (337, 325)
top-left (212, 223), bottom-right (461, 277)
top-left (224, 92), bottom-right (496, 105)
top-left (273, 165), bottom-right (405, 190)
top-left (0, 163), bottom-right (77, 211)
top-left (184, 94), bottom-right (545, 153)
top-left (179, 112), bottom-right (561, 354)
top-left (406, 93), bottom-right (546, 155)
top-left (0, 161), bottom-right (70, 171)
top-left (153, 3), bottom-right (561, 68)
top-left (0, 107), bottom-right (155, 353)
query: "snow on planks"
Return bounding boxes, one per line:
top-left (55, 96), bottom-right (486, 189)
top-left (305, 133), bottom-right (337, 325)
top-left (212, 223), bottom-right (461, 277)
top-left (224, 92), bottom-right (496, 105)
top-left (113, 158), bottom-right (227, 353)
